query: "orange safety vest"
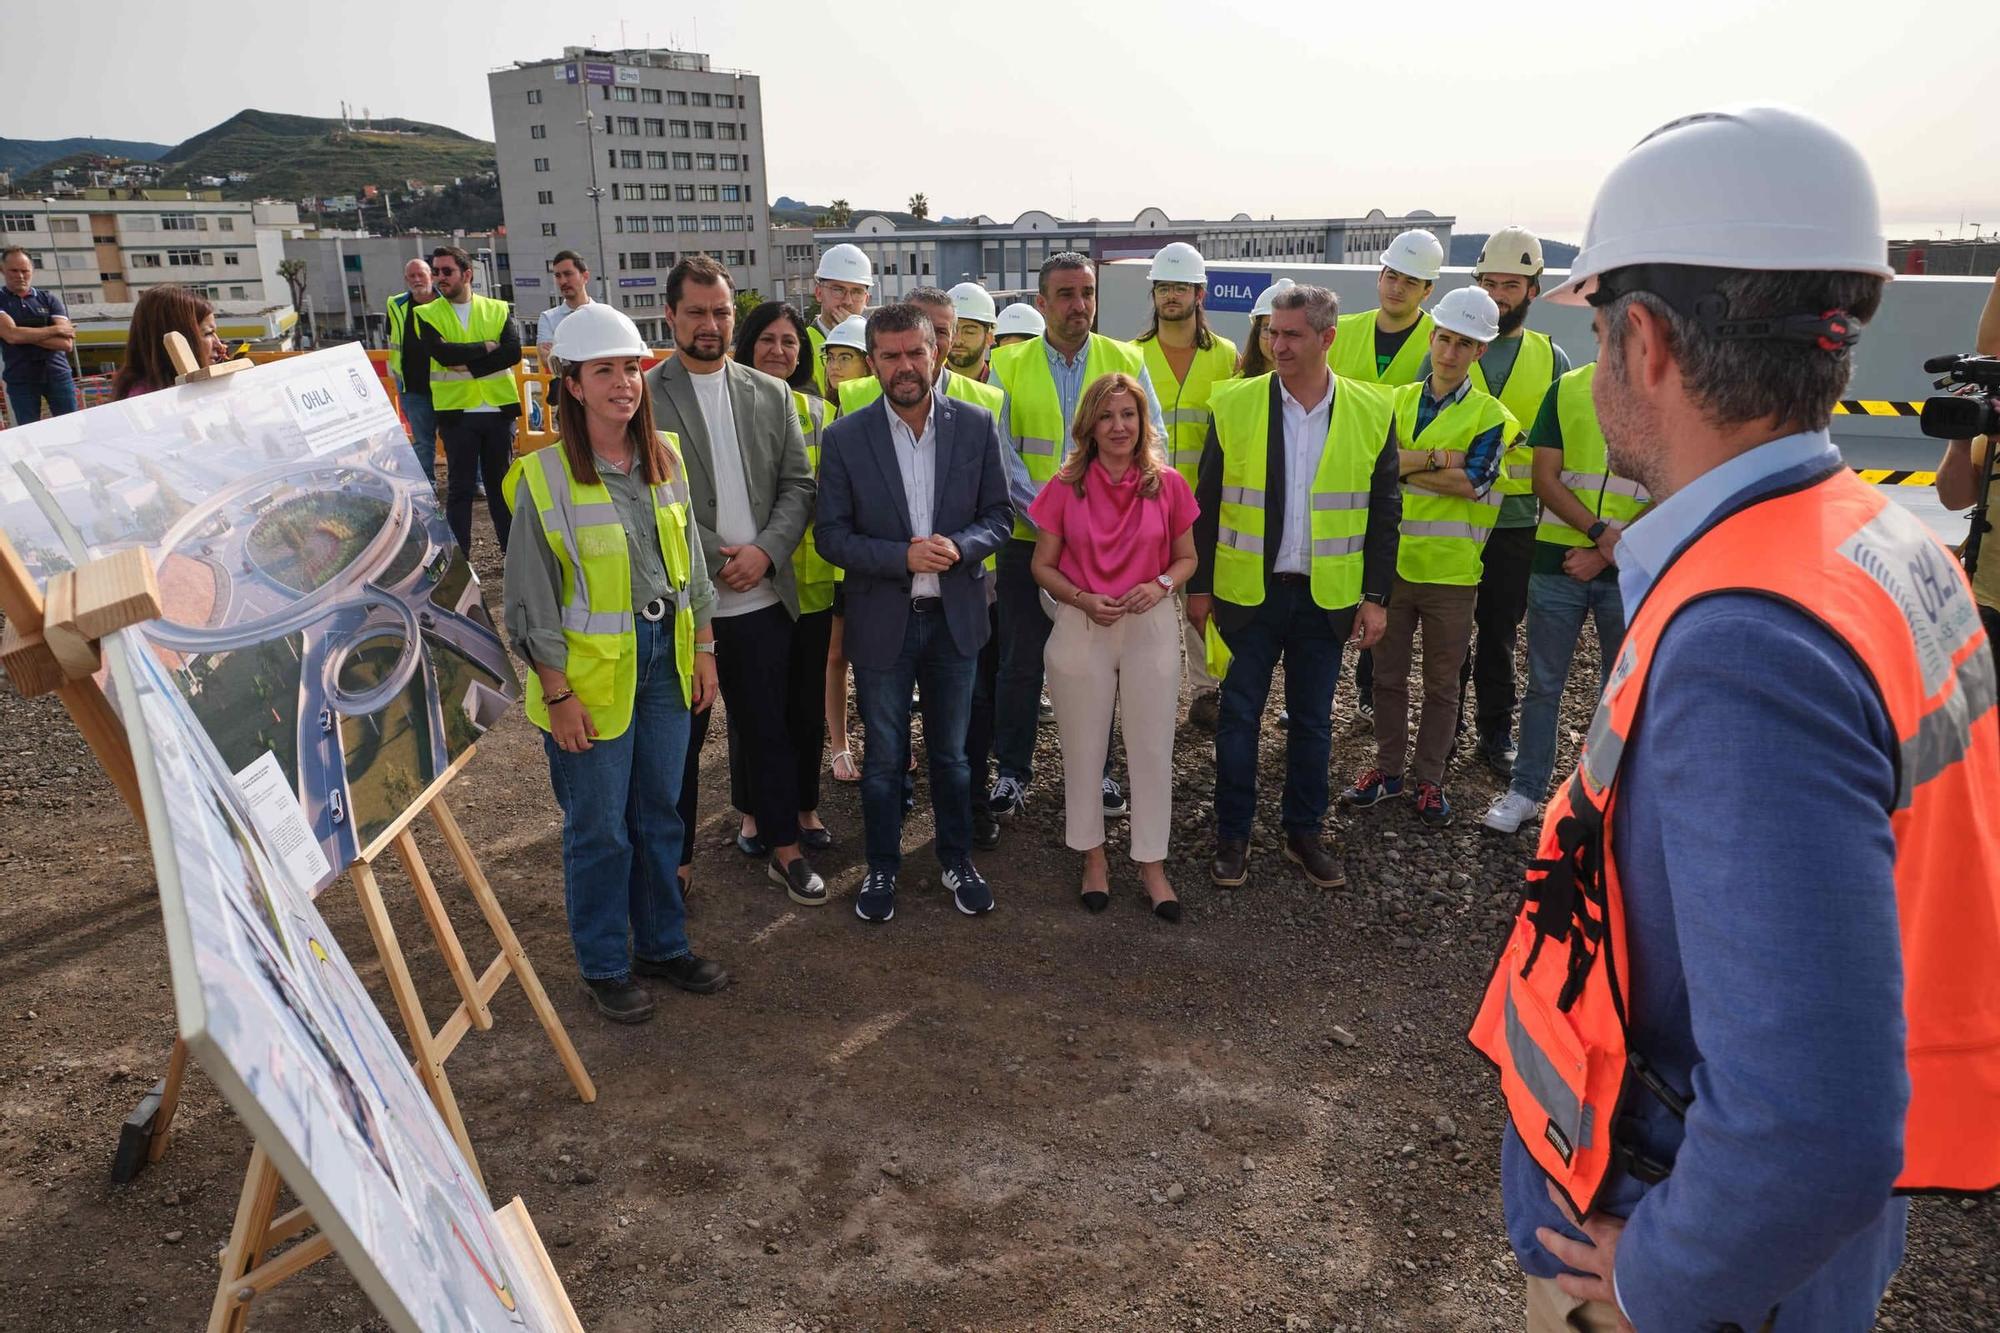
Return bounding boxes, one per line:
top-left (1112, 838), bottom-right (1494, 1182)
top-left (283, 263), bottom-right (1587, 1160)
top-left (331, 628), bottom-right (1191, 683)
top-left (1468, 464), bottom-right (2000, 1219)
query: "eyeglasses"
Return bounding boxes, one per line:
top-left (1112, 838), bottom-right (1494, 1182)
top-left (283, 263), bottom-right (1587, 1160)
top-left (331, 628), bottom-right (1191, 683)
top-left (1154, 282), bottom-right (1199, 296)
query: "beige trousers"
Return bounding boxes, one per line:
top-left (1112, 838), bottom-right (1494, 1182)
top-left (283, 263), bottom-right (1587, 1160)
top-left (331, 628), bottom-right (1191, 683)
top-left (1525, 1275), bottom-right (1771, 1333)
top-left (1043, 597), bottom-right (1182, 861)
top-left (1178, 589), bottom-right (1219, 696)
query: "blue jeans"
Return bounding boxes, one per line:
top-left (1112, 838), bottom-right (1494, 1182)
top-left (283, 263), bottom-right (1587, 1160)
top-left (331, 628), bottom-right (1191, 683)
top-left (542, 617), bottom-right (692, 981)
top-left (852, 605), bottom-right (976, 874)
top-left (1214, 580), bottom-right (1348, 840)
top-left (1510, 570), bottom-right (1627, 802)
top-left (5, 370), bottom-right (78, 424)
top-left (399, 387), bottom-right (438, 484)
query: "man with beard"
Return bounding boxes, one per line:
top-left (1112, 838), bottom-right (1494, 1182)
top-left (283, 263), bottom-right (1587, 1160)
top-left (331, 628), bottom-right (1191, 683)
top-left (535, 249), bottom-right (596, 367)
top-left (1329, 228), bottom-right (1442, 388)
top-left (412, 244), bottom-right (523, 553)
top-left (1467, 104), bottom-right (2000, 1333)
top-left (946, 281), bottom-right (999, 383)
top-left (806, 243), bottom-right (873, 397)
top-left (815, 303), bottom-right (1014, 922)
top-left (1442, 226), bottom-right (1571, 777)
top-left (646, 255), bottom-right (825, 908)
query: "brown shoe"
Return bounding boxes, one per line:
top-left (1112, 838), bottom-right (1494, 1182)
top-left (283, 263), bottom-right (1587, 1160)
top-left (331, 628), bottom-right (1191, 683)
top-left (1212, 838), bottom-right (1249, 888)
top-left (1187, 691), bottom-right (1220, 732)
top-left (1282, 831), bottom-right (1346, 889)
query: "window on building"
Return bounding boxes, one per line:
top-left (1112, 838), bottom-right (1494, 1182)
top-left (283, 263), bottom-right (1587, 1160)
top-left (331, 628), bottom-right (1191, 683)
top-left (98, 270), bottom-right (121, 283)
top-left (613, 217), bottom-right (625, 233)
top-left (644, 118), bottom-right (664, 136)
top-left (537, 189), bottom-right (554, 205)
top-left (229, 286), bottom-right (246, 300)
top-left (628, 252), bottom-right (652, 269)
top-left (49, 216), bottom-right (81, 233)
top-left (348, 283), bottom-right (364, 302)
top-left (654, 250), bottom-right (676, 266)
top-left (161, 211), bottom-right (199, 230)
top-left (218, 216), bottom-right (235, 231)
top-left (646, 151), bottom-right (669, 170)
top-left (619, 150), bottom-right (642, 168)
top-left (741, 155), bottom-right (752, 173)
top-left (653, 215), bottom-right (674, 232)
top-left (617, 116), bottom-right (638, 134)
top-left (534, 157), bottom-right (550, 172)
top-left (669, 120), bottom-right (690, 138)
top-left (693, 122), bottom-right (714, 140)
top-left (649, 183), bottom-right (672, 201)
top-left (527, 89), bottom-right (542, 104)
top-left (748, 249), bottom-right (756, 266)
top-left (717, 94), bottom-right (736, 109)
top-left (541, 223), bottom-right (557, 236)
top-left (696, 152), bottom-right (716, 171)
top-left (674, 184), bottom-right (696, 202)
top-left (672, 151), bottom-right (693, 170)
top-left (700, 216), bottom-right (722, 233)
top-left (613, 86), bottom-right (636, 102)
top-left (677, 216), bottom-right (699, 233)
top-left (530, 124), bottom-right (546, 139)
top-left (166, 248), bottom-right (202, 266)
top-left (719, 153), bottom-right (739, 171)
top-left (719, 123), bottom-right (738, 140)
top-left (726, 215), bottom-right (746, 232)
top-left (133, 253), bottom-right (162, 268)
top-left (641, 87), bottom-right (661, 103)
top-left (224, 252), bottom-right (241, 266)
top-left (697, 184), bottom-right (718, 202)
top-left (725, 249), bottom-right (746, 265)
top-left (692, 92), bottom-right (711, 106)
top-left (606, 149), bottom-right (617, 168)
top-left (787, 244), bottom-right (814, 261)
top-left (628, 216), bottom-right (651, 233)
top-left (721, 185), bottom-right (742, 202)
top-left (93, 232), bottom-right (115, 244)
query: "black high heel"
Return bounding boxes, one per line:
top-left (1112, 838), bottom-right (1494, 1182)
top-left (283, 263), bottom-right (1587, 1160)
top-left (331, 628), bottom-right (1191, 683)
top-left (1081, 889), bottom-right (1109, 914)
top-left (1152, 897), bottom-right (1181, 924)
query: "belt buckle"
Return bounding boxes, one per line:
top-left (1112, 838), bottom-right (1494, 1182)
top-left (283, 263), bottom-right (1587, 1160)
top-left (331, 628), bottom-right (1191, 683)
top-left (639, 597), bottom-right (667, 622)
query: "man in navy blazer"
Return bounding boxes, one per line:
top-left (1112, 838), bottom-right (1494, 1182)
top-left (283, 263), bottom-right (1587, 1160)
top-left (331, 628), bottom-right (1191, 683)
top-left (816, 303), bottom-right (1014, 923)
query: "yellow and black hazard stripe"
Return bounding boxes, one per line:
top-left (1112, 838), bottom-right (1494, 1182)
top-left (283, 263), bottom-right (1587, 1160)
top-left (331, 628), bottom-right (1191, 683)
top-left (1833, 400), bottom-right (1924, 418)
top-left (1851, 467), bottom-right (1938, 487)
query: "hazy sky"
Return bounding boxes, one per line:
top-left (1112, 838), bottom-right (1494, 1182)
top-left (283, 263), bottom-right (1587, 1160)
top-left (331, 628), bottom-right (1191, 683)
top-left (6, 1), bottom-right (1994, 243)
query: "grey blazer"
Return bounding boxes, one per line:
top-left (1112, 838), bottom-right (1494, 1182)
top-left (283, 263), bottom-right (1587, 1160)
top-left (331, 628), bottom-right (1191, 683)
top-left (645, 355), bottom-right (817, 618)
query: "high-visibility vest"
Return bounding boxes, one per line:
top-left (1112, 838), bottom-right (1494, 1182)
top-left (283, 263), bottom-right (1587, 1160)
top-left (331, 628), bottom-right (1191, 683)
top-left (1329, 308), bottom-right (1434, 387)
top-left (1139, 333), bottom-right (1240, 484)
top-left (1467, 465), bottom-right (2000, 1218)
top-left (991, 333), bottom-right (1146, 541)
top-left (1471, 329), bottom-right (1556, 496)
top-left (1392, 382), bottom-right (1517, 587)
top-left (790, 390), bottom-right (837, 613)
top-left (1208, 374), bottom-right (1394, 612)
top-left (415, 295), bottom-right (519, 412)
top-left (807, 321), bottom-right (831, 398)
top-left (505, 437), bottom-right (699, 735)
top-left (1535, 363), bottom-right (1651, 548)
top-left (836, 368), bottom-right (1006, 419)
top-left (386, 292), bottom-right (418, 358)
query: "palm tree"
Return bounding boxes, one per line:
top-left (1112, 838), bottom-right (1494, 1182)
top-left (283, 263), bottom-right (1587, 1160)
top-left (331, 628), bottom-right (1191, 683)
top-left (908, 192), bottom-right (929, 221)
top-left (821, 198), bottom-right (853, 228)
top-left (278, 258), bottom-right (308, 314)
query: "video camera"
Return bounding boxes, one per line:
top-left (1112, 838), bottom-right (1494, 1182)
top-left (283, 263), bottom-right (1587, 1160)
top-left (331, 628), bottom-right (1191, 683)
top-left (1920, 354), bottom-right (2000, 577)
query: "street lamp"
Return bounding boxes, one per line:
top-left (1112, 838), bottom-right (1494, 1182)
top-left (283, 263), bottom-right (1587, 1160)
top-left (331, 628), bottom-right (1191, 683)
top-left (577, 90), bottom-right (610, 302)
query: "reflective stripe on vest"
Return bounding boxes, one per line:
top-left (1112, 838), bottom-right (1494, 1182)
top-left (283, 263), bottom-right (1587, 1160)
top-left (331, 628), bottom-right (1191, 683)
top-left (1329, 308), bottom-right (1434, 386)
top-left (1536, 364), bottom-right (1652, 547)
top-left (508, 437), bottom-right (698, 736)
top-left (1392, 383), bottom-right (1516, 587)
top-left (1140, 333), bottom-right (1239, 484)
top-left (415, 295), bottom-right (518, 412)
top-left (1207, 373), bottom-right (1394, 611)
top-left (992, 333), bottom-right (1146, 540)
top-left (790, 391), bottom-right (837, 612)
top-left (1468, 466), bottom-right (2000, 1216)
top-left (1471, 329), bottom-right (1555, 496)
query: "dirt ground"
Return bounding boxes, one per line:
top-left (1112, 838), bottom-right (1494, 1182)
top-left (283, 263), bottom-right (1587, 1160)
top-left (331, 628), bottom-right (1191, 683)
top-left (1, 515), bottom-right (1994, 1332)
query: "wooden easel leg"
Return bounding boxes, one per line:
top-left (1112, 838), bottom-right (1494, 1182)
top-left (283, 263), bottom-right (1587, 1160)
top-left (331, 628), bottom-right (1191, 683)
top-left (393, 828), bottom-right (493, 1033)
top-left (147, 1037), bottom-right (190, 1163)
top-left (429, 795), bottom-right (597, 1104)
top-left (208, 1144), bottom-right (284, 1333)
top-left (349, 858), bottom-right (487, 1192)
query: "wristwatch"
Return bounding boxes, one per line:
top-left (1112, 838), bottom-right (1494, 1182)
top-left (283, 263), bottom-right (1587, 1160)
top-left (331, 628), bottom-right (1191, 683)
top-left (694, 642), bottom-right (717, 655)
top-left (1586, 520), bottom-right (1611, 543)
top-left (1155, 574), bottom-right (1175, 592)
top-left (1362, 591), bottom-right (1389, 606)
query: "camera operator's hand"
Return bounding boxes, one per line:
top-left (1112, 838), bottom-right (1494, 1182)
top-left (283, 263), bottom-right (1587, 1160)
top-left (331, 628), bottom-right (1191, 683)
top-left (1936, 435), bottom-right (1992, 513)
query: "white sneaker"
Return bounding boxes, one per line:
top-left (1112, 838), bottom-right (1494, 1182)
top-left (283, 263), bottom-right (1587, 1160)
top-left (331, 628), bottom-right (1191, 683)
top-left (1481, 791), bottom-right (1542, 833)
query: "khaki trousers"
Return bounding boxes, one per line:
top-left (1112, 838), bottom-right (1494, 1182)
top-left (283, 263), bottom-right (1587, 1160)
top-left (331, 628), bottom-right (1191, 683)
top-left (1525, 1275), bottom-right (1772, 1333)
top-left (1044, 597), bottom-right (1181, 862)
top-left (1371, 575), bottom-right (1478, 785)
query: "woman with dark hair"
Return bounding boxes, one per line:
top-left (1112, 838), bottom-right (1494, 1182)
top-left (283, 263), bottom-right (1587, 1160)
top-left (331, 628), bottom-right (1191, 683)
top-left (721, 300), bottom-right (837, 854)
top-left (1236, 277), bottom-right (1293, 379)
top-left (112, 285), bottom-right (210, 400)
top-left (501, 301), bottom-right (727, 1024)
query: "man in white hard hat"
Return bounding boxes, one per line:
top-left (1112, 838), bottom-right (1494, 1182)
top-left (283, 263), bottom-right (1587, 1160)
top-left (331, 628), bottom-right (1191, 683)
top-left (1137, 242), bottom-right (1240, 730)
top-left (991, 302), bottom-right (1044, 347)
top-left (946, 280), bottom-right (1000, 383)
top-left (1466, 105), bottom-right (2000, 1333)
top-left (1330, 228), bottom-right (1442, 387)
top-left (807, 243), bottom-right (874, 397)
top-left (1445, 226), bottom-right (1572, 778)
top-left (1341, 287), bottom-right (1516, 831)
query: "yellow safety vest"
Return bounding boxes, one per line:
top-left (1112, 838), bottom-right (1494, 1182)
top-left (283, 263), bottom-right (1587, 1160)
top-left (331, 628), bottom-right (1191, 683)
top-left (1329, 308), bottom-right (1434, 387)
top-left (791, 391), bottom-right (838, 612)
top-left (1209, 374), bottom-right (1393, 612)
top-left (386, 292), bottom-right (418, 357)
top-left (415, 295), bottom-right (519, 412)
top-left (990, 333), bottom-right (1147, 540)
top-left (1470, 328), bottom-right (1555, 496)
top-left (507, 438), bottom-right (698, 736)
top-left (1139, 333), bottom-right (1239, 485)
top-left (1392, 382), bottom-right (1517, 587)
top-left (807, 321), bottom-right (832, 399)
top-left (1534, 363), bottom-right (1652, 548)
top-left (836, 368), bottom-right (1007, 419)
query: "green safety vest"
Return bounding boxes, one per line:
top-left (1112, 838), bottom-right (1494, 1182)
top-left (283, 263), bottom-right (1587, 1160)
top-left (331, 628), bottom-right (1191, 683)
top-left (1470, 328), bottom-right (1554, 496)
top-left (1391, 382), bottom-right (1517, 587)
top-left (415, 294), bottom-right (520, 412)
top-left (1328, 308), bottom-right (1434, 387)
top-left (837, 370), bottom-right (1007, 570)
top-left (1139, 333), bottom-right (1239, 484)
top-left (990, 332), bottom-right (1146, 540)
top-left (1209, 374), bottom-right (1393, 612)
top-left (1534, 363), bottom-right (1651, 547)
top-left (506, 438), bottom-right (698, 737)
top-left (386, 292), bottom-right (416, 355)
top-left (791, 391), bottom-right (838, 611)
top-left (806, 322), bottom-right (831, 398)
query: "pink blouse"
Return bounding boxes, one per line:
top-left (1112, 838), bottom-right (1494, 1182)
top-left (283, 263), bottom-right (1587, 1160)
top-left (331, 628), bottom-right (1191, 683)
top-left (1026, 460), bottom-right (1199, 597)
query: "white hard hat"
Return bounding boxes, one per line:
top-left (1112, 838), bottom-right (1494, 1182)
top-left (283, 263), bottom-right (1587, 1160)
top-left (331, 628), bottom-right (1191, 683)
top-left (815, 243), bottom-right (874, 287)
top-left (550, 302), bottom-right (647, 363)
top-left (825, 314), bottom-right (869, 353)
top-left (993, 303), bottom-right (1045, 339)
top-left (1429, 287), bottom-right (1501, 343)
top-left (1250, 276), bottom-right (1296, 319)
top-left (1547, 104), bottom-right (1894, 306)
top-left (1476, 226), bottom-right (1544, 278)
top-left (1147, 241), bottom-right (1207, 285)
top-left (1381, 229), bottom-right (1444, 283)
top-left (948, 281), bottom-right (997, 325)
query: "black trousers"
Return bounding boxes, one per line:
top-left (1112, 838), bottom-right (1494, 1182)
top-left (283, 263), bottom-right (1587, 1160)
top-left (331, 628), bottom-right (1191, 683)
top-left (439, 412), bottom-right (515, 553)
top-left (677, 602), bottom-right (801, 866)
top-left (1461, 525), bottom-right (1535, 743)
top-left (728, 606), bottom-right (831, 818)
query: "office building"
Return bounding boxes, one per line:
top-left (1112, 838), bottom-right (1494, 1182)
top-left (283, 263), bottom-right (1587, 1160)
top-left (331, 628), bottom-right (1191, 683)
top-left (0, 191), bottom-right (295, 307)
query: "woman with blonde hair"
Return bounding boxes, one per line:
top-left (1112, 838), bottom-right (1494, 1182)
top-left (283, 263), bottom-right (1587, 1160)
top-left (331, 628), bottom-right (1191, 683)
top-left (1028, 372), bottom-right (1198, 921)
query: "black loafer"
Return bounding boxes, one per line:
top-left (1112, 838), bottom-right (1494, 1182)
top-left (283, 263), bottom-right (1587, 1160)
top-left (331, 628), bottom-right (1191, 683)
top-left (633, 953), bottom-right (731, 993)
top-left (735, 830), bottom-right (768, 857)
top-left (581, 976), bottom-right (656, 1023)
top-left (1212, 838), bottom-right (1249, 888)
top-left (800, 825), bottom-right (834, 852)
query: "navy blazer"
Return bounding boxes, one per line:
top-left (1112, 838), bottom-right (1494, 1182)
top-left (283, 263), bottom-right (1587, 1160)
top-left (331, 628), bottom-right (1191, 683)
top-left (815, 389), bottom-right (1014, 670)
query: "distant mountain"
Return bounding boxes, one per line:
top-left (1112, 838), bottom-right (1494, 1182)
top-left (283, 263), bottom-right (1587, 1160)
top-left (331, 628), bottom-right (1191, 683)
top-left (1452, 233), bottom-right (1580, 269)
top-left (0, 136), bottom-right (169, 175)
top-left (156, 109), bottom-right (493, 201)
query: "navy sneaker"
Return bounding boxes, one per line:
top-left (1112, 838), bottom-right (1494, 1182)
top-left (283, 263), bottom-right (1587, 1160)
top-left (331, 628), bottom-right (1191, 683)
top-left (1415, 781), bottom-right (1453, 827)
top-left (987, 775), bottom-right (1026, 821)
top-left (855, 869), bottom-right (897, 923)
top-left (1100, 776), bottom-right (1129, 819)
top-left (942, 860), bottom-right (994, 916)
top-left (1341, 767), bottom-right (1406, 807)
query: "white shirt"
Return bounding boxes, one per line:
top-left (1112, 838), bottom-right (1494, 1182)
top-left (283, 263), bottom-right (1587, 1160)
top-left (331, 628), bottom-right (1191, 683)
top-left (449, 297), bottom-right (499, 414)
top-left (887, 396), bottom-right (941, 600)
top-left (1274, 375), bottom-right (1333, 575)
top-left (688, 366), bottom-right (780, 617)
top-left (536, 297), bottom-right (590, 352)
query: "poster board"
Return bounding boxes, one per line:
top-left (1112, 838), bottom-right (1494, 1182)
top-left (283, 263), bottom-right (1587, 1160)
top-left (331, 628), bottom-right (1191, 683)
top-left (103, 628), bottom-right (562, 1332)
top-left (0, 344), bottom-right (517, 891)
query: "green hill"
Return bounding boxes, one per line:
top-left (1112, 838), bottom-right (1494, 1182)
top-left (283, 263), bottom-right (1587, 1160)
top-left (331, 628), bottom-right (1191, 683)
top-left (155, 109), bottom-right (494, 200)
top-left (0, 136), bottom-right (169, 175)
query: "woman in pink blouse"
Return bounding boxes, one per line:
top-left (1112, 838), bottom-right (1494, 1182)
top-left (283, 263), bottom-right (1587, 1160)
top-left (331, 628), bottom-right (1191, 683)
top-left (1029, 372), bottom-right (1199, 921)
